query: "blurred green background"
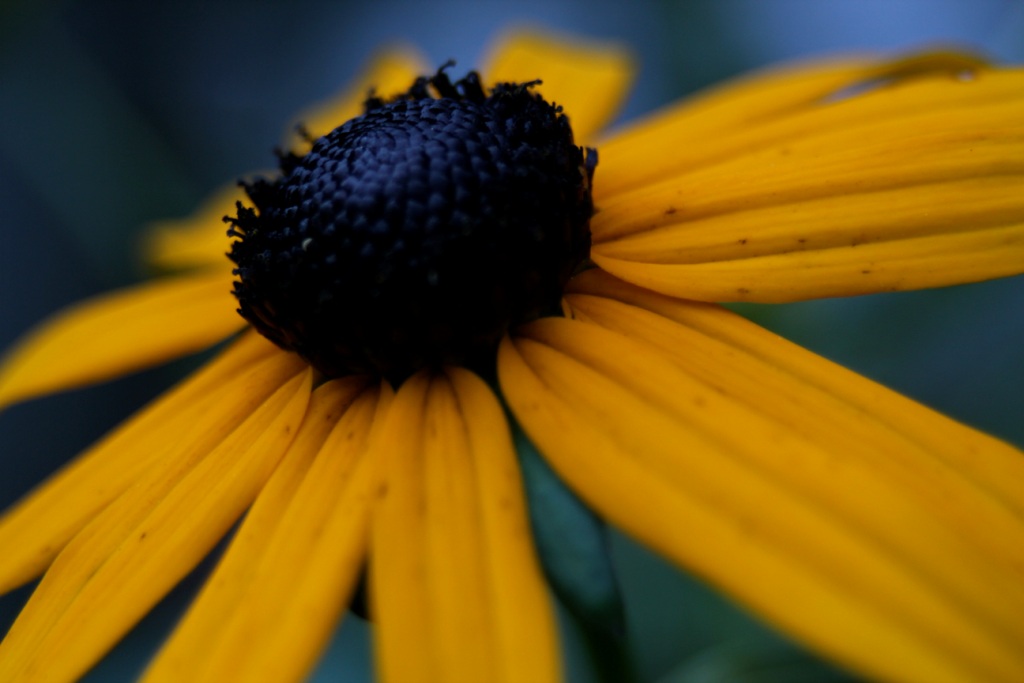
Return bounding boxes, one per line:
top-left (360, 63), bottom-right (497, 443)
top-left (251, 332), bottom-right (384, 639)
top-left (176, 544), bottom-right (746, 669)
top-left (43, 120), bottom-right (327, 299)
top-left (1, 1), bottom-right (1022, 681)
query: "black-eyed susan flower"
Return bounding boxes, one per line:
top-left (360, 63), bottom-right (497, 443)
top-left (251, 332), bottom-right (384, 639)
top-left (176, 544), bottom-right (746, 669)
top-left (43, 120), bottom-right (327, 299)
top-left (1, 29), bottom-right (1024, 683)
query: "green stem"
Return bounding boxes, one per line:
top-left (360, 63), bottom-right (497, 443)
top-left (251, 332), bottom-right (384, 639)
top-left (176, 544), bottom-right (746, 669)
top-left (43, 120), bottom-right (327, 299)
top-left (573, 611), bottom-right (639, 683)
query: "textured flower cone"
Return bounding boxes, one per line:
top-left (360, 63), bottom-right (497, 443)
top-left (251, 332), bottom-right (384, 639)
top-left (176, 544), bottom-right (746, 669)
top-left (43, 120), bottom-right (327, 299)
top-left (0, 29), bottom-right (1022, 683)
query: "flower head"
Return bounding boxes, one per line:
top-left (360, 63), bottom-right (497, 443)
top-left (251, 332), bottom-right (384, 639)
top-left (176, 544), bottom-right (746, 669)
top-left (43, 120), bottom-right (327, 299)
top-left (228, 65), bottom-right (594, 380)
top-left (1, 30), bottom-right (1023, 683)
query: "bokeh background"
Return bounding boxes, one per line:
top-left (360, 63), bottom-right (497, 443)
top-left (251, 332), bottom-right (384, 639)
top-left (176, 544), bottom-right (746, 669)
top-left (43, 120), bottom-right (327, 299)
top-left (2, 1), bottom-right (1022, 681)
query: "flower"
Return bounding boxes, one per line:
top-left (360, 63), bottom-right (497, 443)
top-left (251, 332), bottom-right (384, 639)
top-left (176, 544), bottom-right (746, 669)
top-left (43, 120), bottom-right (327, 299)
top-left (1, 28), bottom-right (1023, 683)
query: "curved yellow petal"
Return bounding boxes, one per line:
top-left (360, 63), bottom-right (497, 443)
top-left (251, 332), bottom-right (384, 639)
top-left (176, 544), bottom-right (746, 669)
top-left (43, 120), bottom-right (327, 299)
top-left (369, 372), bottom-right (431, 683)
top-left (371, 370), bottom-right (559, 683)
top-left (143, 183), bottom-right (247, 271)
top-left (499, 284), bottom-right (1024, 682)
top-left (593, 172), bottom-right (1024, 297)
top-left (445, 367), bottom-right (561, 683)
top-left (567, 270), bottom-right (1024, 519)
top-left (595, 222), bottom-right (1024, 303)
top-left (0, 365), bottom-right (311, 683)
top-left (592, 68), bottom-right (1024, 301)
top-left (140, 377), bottom-right (364, 681)
top-left (483, 28), bottom-right (634, 144)
top-left (597, 51), bottom-right (990, 198)
top-left (144, 377), bottom-right (388, 683)
top-left (0, 332), bottom-right (281, 594)
top-left (0, 270), bottom-right (243, 409)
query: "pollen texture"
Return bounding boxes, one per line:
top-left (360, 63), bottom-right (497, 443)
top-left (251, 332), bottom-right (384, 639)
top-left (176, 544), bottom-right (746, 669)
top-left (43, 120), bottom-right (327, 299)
top-left (228, 67), bottom-right (595, 381)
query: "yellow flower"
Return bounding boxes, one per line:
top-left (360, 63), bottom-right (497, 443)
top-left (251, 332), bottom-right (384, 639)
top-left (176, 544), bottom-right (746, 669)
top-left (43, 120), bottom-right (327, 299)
top-left (2, 29), bottom-right (1024, 683)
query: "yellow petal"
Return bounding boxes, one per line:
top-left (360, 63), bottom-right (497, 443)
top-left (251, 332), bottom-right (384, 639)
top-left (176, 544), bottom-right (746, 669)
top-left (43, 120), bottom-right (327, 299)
top-left (591, 67), bottom-right (1024, 301)
top-left (371, 370), bottom-right (559, 683)
top-left (0, 332), bottom-right (282, 594)
top-left (499, 280), bottom-right (1024, 683)
top-left (567, 270), bottom-right (1024, 519)
top-left (143, 183), bottom-right (247, 271)
top-left (594, 189), bottom-right (1024, 304)
top-left (0, 366), bottom-right (312, 683)
top-left (597, 51), bottom-right (990, 198)
top-left (140, 377), bottom-right (362, 681)
top-left (0, 270), bottom-right (244, 409)
top-left (598, 230), bottom-right (1023, 303)
top-left (144, 376), bottom-right (388, 683)
top-left (286, 48), bottom-right (427, 151)
top-left (195, 380), bottom-right (384, 682)
top-left (483, 28), bottom-right (635, 144)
